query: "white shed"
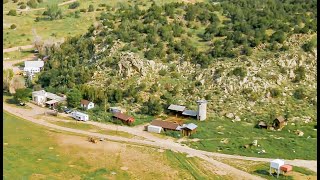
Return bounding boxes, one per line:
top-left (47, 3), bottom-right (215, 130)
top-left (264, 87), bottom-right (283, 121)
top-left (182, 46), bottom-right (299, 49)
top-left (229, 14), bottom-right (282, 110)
top-left (147, 125), bottom-right (162, 134)
top-left (71, 111), bottom-right (89, 121)
top-left (270, 159), bottom-right (285, 178)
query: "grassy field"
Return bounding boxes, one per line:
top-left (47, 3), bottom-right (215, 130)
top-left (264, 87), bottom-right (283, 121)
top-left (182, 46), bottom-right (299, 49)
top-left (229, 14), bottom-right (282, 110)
top-left (215, 158), bottom-right (316, 180)
top-left (3, 48), bottom-right (35, 60)
top-left (178, 115), bottom-right (317, 160)
top-left (4, 111), bottom-right (231, 179)
top-left (3, 0), bottom-right (204, 48)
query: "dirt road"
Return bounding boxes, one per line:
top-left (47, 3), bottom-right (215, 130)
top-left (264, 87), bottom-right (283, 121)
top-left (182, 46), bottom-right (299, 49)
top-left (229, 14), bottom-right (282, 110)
top-left (3, 45), bottom-right (34, 53)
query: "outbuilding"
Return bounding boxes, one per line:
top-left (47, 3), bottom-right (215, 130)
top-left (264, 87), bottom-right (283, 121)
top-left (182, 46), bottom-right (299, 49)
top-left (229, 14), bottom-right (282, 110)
top-left (150, 120), bottom-right (180, 131)
top-left (71, 111), bottom-right (89, 121)
top-left (80, 99), bottom-right (95, 110)
top-left (112, 112), bottom-right (135, 124)
top-left (147, 125), bottom-right (163, 134)
top-left (273, 116), bottom-right (287, 130)
top-left (24, 60), bottom-right (44, 76)
top-left (270, 159), bottom-right (285, 178)
top-left (181, 123), bottom-right (198, 136)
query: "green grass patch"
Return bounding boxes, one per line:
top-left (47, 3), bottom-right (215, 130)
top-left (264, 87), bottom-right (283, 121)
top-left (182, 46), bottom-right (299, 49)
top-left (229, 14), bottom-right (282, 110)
top-left (3, 48), bottom-right (34, 60)
top-left (181, 116), bottom-right (316, 160)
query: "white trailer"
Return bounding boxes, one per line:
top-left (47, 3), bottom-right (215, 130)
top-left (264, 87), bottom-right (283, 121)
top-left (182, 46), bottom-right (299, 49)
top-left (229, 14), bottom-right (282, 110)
top-left (71, 111), bottom-right (89, 121)
top-left (147, 125), bottom-right (162, 134)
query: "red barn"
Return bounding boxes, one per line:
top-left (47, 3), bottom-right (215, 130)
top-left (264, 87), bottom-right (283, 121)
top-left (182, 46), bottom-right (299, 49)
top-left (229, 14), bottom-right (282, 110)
top-left (112, 112), bottom-right (135, 124)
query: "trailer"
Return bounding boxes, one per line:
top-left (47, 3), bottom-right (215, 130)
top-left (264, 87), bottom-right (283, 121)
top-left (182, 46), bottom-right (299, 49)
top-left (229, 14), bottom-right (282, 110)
top-left (71, 111), bottom-right (89, 121)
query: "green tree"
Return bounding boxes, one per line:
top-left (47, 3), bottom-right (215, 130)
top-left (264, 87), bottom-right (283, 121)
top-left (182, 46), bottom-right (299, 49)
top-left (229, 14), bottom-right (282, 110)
top-left (10, 24), bottom-right (17, 29)
top-left (44, 4), bottom-right (62, 20)
top-left (302, 39), bottom-right (317, 52)
top-left (68, 2), bottom-right (80, 9)
top-left (27, 0), bottom-right (38, 8)
top-left (88, 4), bottom-right (94, 12)
top-left (3, 69), bottom-right (14, 91)
top-left (13, 88), bottom-right (32, 104)
top-left (7, 10), bottom-right (17, 16)
top-left (67, 88), bottom-right (82, 108)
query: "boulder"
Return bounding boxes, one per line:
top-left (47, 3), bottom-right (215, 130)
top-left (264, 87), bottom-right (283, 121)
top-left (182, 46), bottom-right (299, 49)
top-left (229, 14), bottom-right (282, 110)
top-left (226, 113), bottom-right (234, 119)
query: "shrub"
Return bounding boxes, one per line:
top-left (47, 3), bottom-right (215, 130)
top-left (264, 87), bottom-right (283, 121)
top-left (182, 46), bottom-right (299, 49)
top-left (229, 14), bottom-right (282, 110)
top-left (293, 66), bottom-right (305, 82)
top-left (269, 88), bottom-right (281, 98)
top-left (10, 24), bottom-right (17, 29)
top-left (293, 88), bottom-right (305, 99)
top-left (7, 10), bottom-right (17, 16)
top-left (232, 67), bottom-right (247, 78)
top-left (159, 69), bottom-right (167, 76)
top-left (80, 9), bottom-right (86, 13)
top-left (37, 0), bottom-right (43, 3)
top-left (302, 39), bottom-right (317, 52)
top-left (3, 0), bottom-right (9, 4)
top-left (20, 4), bottom-right (27, 9)
top-left (68, 2), bottom-right (80, 9)
top-left (13, 0), bottom-right (18, 3)
top-left (27, 0), bottom-right (38, 8)
top-left (88, 4), bottom-right (94, 12)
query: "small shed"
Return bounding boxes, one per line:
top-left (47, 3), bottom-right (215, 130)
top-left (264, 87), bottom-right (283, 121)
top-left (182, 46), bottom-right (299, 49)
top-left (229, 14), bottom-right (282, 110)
top-left (45, 99), bottom-right (59, 109)
top-left (270, 159), bottom-right (285, 178)
top-left (150, 120), bottom-right (179, 131)
top-left (112, 112), bottom-right (134, 124)
top-left (181, 123), bottom-right (198, 136)
top-left (71, 111), bottom-right (89, 121)
top-left (147, 125), bottom-right (162, 134)
top-left (80, 99), bottom-right (95, 110)
top-left (273, 116), bottom-right (286, 130)
top-left (258, 121), bottom-right (268, 129)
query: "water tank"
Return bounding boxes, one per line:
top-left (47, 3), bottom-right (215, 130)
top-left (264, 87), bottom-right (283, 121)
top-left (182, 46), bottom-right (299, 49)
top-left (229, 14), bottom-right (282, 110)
top-left (197, 100), bottom-right (207, 121)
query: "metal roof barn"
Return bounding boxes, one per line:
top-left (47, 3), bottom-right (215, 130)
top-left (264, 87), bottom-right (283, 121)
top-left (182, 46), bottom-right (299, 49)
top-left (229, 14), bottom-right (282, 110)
top-left (151, 120), bottom-right (179, 130)
top-left (168, 104), bottom-right (186, 112)
top-left (182, 110), bottom-right (198, 117)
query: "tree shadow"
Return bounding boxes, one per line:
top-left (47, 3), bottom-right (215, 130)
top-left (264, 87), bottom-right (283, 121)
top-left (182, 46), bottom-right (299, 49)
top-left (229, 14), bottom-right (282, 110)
top-left (254, 170), bottom-right (269, 175)
top-left (5, 98), bottom-right (17, 105)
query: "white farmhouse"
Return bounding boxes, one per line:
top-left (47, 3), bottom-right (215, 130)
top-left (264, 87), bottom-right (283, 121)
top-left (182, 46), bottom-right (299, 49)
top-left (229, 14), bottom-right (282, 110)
top-left (71, 111), bottom-right (89, 121)
top-left (80, 99), bottom-right (94, 110)
top-left (24, 60), bottom-right (44, 76)
top-left (32, 90), bottom-right (66, 108)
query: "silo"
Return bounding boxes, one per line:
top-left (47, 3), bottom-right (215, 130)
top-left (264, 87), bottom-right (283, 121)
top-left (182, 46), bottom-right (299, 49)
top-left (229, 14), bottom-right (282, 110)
top-left (197, 100), bottom-right (207, 121)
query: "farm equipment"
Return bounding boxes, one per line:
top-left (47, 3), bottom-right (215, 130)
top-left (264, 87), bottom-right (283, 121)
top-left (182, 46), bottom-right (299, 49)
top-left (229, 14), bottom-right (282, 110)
top-left (88, 137), bottom-right (98, 144)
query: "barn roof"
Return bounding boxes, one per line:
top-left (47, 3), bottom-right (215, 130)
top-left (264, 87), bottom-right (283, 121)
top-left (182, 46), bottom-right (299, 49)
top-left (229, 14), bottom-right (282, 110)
top-left (45, 99), bottom-right (58, 105)
top-left (168, 104), bottom-right (186, 112)
top-left (24, 60), bottom-right (44, 68)
top-left (112, 112), bottom-right (133, 121)
top-left (182, 123), bottom-right (198, 130)
top-left (81, 99), bottom-right (91, 105)
top-left (182, 110), bottom-right (198, 116)
top-left (150, 120), bottom-right (179, 130)
top-left (275, 116), bottom-right (285, 122)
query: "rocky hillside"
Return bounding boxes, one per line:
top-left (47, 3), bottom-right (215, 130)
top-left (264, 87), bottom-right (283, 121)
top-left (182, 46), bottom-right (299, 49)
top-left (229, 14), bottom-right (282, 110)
top-left (36, 0), bottom-right (317, 123)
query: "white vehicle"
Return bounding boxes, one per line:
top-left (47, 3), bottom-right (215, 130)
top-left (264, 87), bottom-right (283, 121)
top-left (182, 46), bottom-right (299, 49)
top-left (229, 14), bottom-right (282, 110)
top-left (71, 111), bottom-right (89, 121)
